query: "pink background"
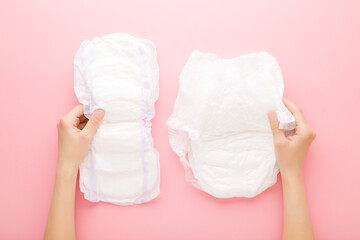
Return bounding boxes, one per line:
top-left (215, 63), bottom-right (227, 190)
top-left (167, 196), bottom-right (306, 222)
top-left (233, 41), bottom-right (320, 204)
top-left (1, 0), bottom-right (360, 239)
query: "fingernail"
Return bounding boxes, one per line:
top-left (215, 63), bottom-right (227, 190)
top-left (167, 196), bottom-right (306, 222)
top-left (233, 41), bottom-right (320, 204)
top-left (95, 109), bottom-right (105, 119)
top-left (268, 111), bottom-right (277, 121)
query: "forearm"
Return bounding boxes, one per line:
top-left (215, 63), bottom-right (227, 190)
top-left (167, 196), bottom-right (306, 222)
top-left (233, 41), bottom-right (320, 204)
top-left (281, 171), bottom-right (313, 240)
top-left (44, 162), bottom-right (78, 240)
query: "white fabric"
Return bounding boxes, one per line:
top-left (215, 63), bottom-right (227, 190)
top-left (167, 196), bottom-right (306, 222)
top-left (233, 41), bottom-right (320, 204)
top-left (167, 50), bottom-right (295, 198)
top-left (74, 33), bottom-right (160, 205)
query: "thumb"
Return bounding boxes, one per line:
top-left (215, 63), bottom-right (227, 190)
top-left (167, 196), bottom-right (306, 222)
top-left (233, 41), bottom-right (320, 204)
top-left (82, 109), bottom-right (105, 139)
top-left (268, 111), bottom-right (286, 144)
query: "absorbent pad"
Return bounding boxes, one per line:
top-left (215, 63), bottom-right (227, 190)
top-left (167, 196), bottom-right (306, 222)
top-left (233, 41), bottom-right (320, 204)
top-left (74, 33), bottom-right (160, 205)
top-left (167, 50), bottom-right (295, 198)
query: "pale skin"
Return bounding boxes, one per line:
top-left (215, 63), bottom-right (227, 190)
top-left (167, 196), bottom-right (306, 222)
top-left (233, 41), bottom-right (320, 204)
top-left (44, 98), bottom-right (315, 240)
top-left (268, 98), bottom-right (316, 240)
top-left (44, 105), bottom-right (105, 240)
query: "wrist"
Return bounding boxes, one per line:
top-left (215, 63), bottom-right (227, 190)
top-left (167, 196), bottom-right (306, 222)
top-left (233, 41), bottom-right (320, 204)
top-left (280, 169), bottom-right (303, 184)
top-left (56, 159), bottom-right (79, 181)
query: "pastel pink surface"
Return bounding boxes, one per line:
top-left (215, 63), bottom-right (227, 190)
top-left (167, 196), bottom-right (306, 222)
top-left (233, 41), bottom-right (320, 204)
top-left (1, 0), bottom-right (359, 239)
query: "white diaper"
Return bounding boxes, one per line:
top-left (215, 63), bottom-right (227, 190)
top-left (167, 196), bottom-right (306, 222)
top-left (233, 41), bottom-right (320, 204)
top-left (167, 50), bottom-right (295, 198)
top-left (74, 33), bottom-right (160, 205)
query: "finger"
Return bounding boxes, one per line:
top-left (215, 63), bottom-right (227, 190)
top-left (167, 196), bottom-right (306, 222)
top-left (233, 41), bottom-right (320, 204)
top-left (78, 121), bottom-right (87, 130)
top-left (81, 109), bottom-right (105, 139)
top-left (283, 98), bottom-right (307, 126)
top-left (268, 111), bottom-right (286, 144)
top-left (77, 117), bottom-right (88, 130)
top-left (69, 104), bottom-right (84, 118)
top-left (69, 105), bottom-right (87, 128)
top-left (61, 104), bottom-right (84, 126)
top-left (79, 114), bottom-right (87, 122)
top-left (285, 129), bottom-right (296, 137)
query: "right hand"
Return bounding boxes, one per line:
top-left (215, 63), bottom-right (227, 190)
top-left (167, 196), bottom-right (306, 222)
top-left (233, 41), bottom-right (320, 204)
top-left (268, 98), bottom-right (316, 177)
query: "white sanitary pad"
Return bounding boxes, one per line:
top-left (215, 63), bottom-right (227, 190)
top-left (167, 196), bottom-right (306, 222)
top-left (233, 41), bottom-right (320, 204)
top-left (74, 33), bottom-right (160, 205)
top-left (167, 50), bottom-right (295, 198)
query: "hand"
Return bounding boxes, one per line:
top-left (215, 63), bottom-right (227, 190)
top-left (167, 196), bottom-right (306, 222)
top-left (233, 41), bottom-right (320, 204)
top-left (268, 98), bottom-right (316, 177)
top-left (45, 104), bottom-right (104, 240)
top-left (57, 104), bottom-right (105, 172)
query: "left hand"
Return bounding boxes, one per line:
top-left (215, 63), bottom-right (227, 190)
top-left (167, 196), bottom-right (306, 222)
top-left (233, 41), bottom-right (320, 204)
top-left (57, 104), bottom-right (105, 171)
